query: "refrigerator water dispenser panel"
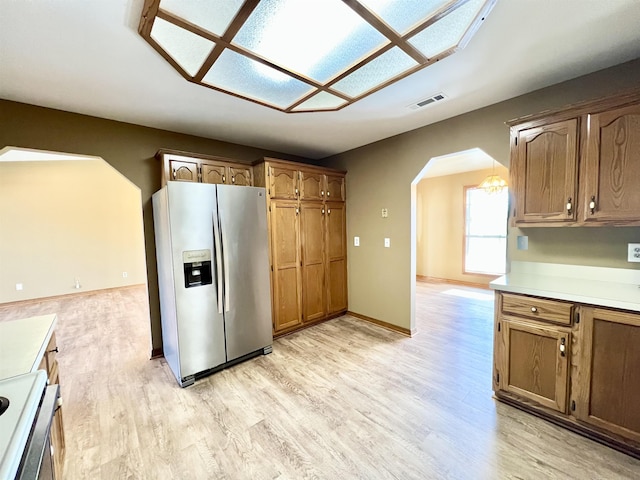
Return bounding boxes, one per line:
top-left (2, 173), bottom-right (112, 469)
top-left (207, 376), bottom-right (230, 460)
top-left (183, 249), bottom-right (212, 288)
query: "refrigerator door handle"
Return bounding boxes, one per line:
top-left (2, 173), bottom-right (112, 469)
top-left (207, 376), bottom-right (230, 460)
top-left (212, 212), bottom-right (223, 314)
top-left (219, 208), bottom-right (231, 313)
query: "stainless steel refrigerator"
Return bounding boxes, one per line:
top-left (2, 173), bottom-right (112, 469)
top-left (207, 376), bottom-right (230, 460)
top-left (152, 181), bottom-right (273, 387)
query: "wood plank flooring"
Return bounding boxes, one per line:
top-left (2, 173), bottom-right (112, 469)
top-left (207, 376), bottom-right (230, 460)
top-left (1, 282), bottom-right (639, 479)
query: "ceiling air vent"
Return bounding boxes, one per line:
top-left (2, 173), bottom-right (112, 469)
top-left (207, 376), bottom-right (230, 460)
top-left (408, 93), bottom-right (447, 110)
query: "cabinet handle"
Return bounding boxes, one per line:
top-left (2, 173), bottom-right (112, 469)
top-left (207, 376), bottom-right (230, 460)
top-left (295, 188), bottom-right (299, 197)
top-left (222, 174), bottom-right (226, 183)
top-left (566, 197), bottom-right (572, 216)
top-left (321, 190), bottom-right (325, 196)
top-left (322, 208), bottom-right (325, 214)
top-left (327, 191), bottom-right (330, 197)
top-left (49, 347), bottom-right (59, 353)
top-left (589, 195), bottom-right (596, 215)
top-left (172, 168), bottom-right (176, 180)
top-left (559, 338), bottom-right (566, 357)
top-left (530, 306), bottom-right (538, 313)
top-left (328, 208), bottom-right (331, 215)
top-left (296, 207), bottom-right (299, 215)
top-left (232, 176), bottom-right (236, 184)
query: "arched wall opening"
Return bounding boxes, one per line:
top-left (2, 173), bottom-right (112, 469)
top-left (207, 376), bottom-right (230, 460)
top-left (410, 148), bottom-right (509, 332)
top-left (0, 147), bottom-right (150, 348)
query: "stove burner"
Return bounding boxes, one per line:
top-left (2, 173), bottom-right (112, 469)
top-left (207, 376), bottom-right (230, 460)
top-left (0, 396), bottom-right (9, 416)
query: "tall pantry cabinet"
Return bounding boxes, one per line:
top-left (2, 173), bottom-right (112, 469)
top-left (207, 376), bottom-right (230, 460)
top-left (254, 158), bottom-right (348, 336)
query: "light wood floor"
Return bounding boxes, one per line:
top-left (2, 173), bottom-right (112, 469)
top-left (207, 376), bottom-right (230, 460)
top-left (1, 282), bottom-right (639, 479)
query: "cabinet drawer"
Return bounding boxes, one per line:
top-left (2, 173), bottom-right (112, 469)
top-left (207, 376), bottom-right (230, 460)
top-left (501, 293), bottom-right (573, 325)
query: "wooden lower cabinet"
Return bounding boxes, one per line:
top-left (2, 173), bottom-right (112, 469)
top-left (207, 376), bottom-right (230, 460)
top-left (300, 203), bottom-right (326, 323)
top-left (40, 332), bottom-right (65, 479)
top-left (269, 200), bottom-right (302, 332)
top-left (573, 307), bottom-right (640, 443)
top-left (500, 319), bottom-right (569, 413)
top-left (493, 291), bottom-right (640, 458)
top-left (257, 158), bottom-right (348, 336)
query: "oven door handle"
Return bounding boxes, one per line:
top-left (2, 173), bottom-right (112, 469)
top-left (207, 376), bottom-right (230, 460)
top-left (18, 384), bottom-right (59, 480)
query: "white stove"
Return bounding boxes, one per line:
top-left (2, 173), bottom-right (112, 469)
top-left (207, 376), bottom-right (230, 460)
top-left (0, 371), bottom-right (47, 480)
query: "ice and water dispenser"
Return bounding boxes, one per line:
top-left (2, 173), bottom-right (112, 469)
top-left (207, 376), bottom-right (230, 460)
top-left (182, 249), bottom-right (212, 288)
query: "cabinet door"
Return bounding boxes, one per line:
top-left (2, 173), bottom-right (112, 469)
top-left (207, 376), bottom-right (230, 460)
top-left (325, 202), bottom-right (347, 314)
top-left (300, 203), bottom-right (326, 322)
top-left (229, 166), bottom-right (253, 186)
top-left (581, 103), bottom-right (640, 223)
top-left (326, 174), bottom-right (345, 201)
top-left (500, 318), bottom-right (570, 412)
top-left (270, 201), bottom-right (302, 332)
top-left (51, 407), bottom-right (66, 480)
top-left (269, 166), bottom-right (298, 199)
top-left (573, 308), bottom-right (640, 442)
top-left (512, 119), bottom-right (578, 224)
top-left (300, 171), bottom-right (324, 201)
top-left (169, 159), bottom-right (199, 182)
top-left (202, 163), bottom-right (227, 184)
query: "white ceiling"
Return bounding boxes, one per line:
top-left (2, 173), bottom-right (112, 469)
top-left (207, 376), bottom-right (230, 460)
top-left (1, 1), bottom-right (639, 160)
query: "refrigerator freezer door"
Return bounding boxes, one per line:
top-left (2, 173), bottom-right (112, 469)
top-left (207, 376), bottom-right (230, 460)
top-left (216, 185), bottom-right (273, 361)
top-left (167, 182), bottom-right (226, 380)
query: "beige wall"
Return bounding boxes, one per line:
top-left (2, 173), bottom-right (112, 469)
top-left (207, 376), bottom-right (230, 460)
top-left (416, 166), bottom-right (509, 286)
top-left (324, 59), bottom-right (640, 333)
top-left (0, 100), bottom-right (310, 354)
top-left (0, 159), bottom-right (147, 302)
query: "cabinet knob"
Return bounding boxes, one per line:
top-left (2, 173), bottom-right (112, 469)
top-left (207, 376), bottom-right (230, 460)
top-left (327, 191), bottom-right (330, 197)
top-left (321, 190), bottom-right (325, 196)
top-left (560, 338), bottom-right (566, 357)
top-left (589, 195), bottom-right (596, 215)
top-left (327, 208), bottom-right (331, 215)
top-left (172, 168), bottom-right (176, 180)
top-left (232, 176), bottom-right (236, 184)
top-left (222, 174), bottom-right (226, 183)
top-left (322, 208), bottom-right (325, 214)
top-left (530, 306), bottom-right (538, 313)
top-left (295, 188), bottom-right (299, 197)
top-left (566, 197), bottom-right (572, 216)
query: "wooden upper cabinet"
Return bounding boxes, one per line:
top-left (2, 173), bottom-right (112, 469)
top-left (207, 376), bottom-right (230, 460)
top-left (508, 91), bottom-right (640, 227)
top-left (300, 171), bottom-right (324, 201)
top-left (326, 174), bottom-right (345, 201)
top-left (158, 150), bottom-right (253, 187)
top-left (573, 307), bottom-right (640, 443)
top-left (229, 166), bottom-right (252, 186)
top-left (169, 159), bottom-right (199, 182)
top-left (512, 119), bottom-right (579, 224)
top-left (269, 166), bottom-right (299, 199)
top-left (201, 163), bottom-right (226, 184)
top-left (580, 103), bottom-right (640, 224)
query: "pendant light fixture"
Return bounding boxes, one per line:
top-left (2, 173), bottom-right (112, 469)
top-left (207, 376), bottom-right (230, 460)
top-left (478, 160), bottom-right (507, 193)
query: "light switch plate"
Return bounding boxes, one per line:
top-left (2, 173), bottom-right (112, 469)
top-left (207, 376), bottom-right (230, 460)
top-left (384, 238), bottom-right (390, 248)
top-left (628, 243), bottom-right (640, 262)
top-left (354, 236), bottom-right (360, 247)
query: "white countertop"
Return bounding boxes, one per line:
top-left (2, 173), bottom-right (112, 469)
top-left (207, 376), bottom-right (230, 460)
top-left (490, 262), bottom-right (640, 312)
top-left (0, 371), bottom-right (48, 480)
top-left (0, 314), bottom-right (57, 381)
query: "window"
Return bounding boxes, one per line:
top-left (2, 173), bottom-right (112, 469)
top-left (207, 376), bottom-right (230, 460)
top-left (464, 186), bottom-right (508, 275)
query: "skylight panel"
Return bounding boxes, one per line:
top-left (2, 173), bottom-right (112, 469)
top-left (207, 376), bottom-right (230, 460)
top-left (158, 0), bottom-right (245, 36)
top-left (292, 91), bottom-right (349, 112)
top-left (358, 0), bottom-right (450, 34)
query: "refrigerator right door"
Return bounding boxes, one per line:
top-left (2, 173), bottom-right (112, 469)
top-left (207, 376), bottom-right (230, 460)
top-left (216, 185), bottom-right (273, 361)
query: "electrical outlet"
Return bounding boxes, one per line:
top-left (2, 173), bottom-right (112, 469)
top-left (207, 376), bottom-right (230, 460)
top-left (15, 283), bottom-right (23, 291)
top-left (354, 236), bottom-right (360, 247)
top-left (122, 271), bottom-right (128, 278)
top-left (517, 236), bottom-right (528, 250)
top-left (628, 243), bottom-right (640, 262)
top-left (384, 238), bottom-right (390, 248)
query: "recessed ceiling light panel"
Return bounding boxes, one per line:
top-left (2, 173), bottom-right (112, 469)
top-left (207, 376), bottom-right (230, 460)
top-left (139, 0), bottom-right (496, 113)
